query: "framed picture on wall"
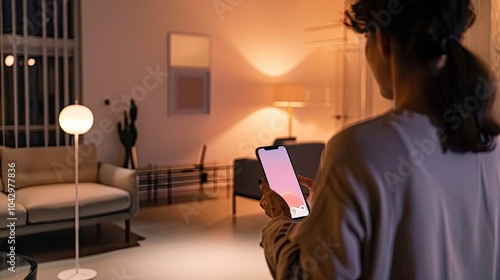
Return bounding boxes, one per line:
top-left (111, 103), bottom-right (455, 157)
top-left (167, 32), bottom-right (211, 116)
top-left (168, 68), bottom-right (210, 115)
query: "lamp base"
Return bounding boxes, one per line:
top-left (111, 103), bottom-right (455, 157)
top-left (57, 268), bottom-right (97, 280)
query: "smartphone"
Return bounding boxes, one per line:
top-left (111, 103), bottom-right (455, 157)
top-left (256, 145), bottom-right (310, 220)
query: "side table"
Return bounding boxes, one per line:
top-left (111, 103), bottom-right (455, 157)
top-left (0, 252), bottom-right (37, 280)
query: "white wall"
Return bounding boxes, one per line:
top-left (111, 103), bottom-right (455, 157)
top-left (491, 0), bottom-right (500, 122)
top-left (81, 0), bottom-right (359, 166)
top-left (491, 0), bottom-right (500, 80)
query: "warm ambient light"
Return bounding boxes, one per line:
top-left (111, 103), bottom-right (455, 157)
top-left (232, 42), bottom-right (309, 77)
top-left (59, 105), bottom-right (94, 135)
top-left (221, 14), bottom-right (310, 77)
top-left (4, 55), bottom-right (14, 67)
top-left (273, 84), bottom-right (306, 137)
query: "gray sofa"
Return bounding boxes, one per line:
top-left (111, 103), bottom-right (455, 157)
top-left (0, 143), bottom-right (139, 241)
top-left (232, 142), bottom-right (325, 214)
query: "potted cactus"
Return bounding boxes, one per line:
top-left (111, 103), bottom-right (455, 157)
top-left (117, 99), bottom-right (138, 168)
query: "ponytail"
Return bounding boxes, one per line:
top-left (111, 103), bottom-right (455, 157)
top-left (344, 0), bottom-right (500, 152)
top-left (437, 40), bottom-right (500, 152)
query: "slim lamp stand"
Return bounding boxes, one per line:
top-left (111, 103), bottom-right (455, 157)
top-left (58, 104), bottom-right (97, 280)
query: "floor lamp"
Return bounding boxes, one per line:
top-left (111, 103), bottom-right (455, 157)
top-left (57, 104), bottom-right (97, 280)
top-left (273, 84), bottom-right (306, 138)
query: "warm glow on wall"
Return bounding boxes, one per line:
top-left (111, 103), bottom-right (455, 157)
top-left (228, 107), bottom-right (289, 156)
top-left (217, 1), bottom-right (312, 77)
top-left (232, 40), bottom-right (310, 77)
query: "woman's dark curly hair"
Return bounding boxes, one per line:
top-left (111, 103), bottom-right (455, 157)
top-left (345, 0), bottom-right (500, 152)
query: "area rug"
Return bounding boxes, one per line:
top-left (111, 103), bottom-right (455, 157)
top-left (0, 223), bottom-right (145, 263)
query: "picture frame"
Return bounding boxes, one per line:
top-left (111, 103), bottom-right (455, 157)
top-left (168, 68), bottom-right (210, 115)
top-left (167, 32), bottom-right (211, 116)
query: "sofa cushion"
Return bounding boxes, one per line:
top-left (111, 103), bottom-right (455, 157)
top-left (1, 144), bottom-right (98, 191)
top-left (16, 182), bottom-right (131, 224)
top-left (0, 192), bottom-right (27, 229)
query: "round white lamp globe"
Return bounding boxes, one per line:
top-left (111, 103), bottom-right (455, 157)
top-left (59, 104), bottom-right (94, 134)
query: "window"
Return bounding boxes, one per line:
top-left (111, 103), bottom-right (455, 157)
top-left (0, 0), bottom-right (80, 147)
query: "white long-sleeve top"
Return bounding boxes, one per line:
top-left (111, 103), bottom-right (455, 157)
top-left (260, 109), bottom-right (500, 280)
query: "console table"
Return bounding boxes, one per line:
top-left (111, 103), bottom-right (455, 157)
top-left (137, 163), bottom-right (232, 204)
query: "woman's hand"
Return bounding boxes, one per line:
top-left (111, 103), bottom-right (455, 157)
top-left (297, 175), bottom-right (318, 206)
top-left (259, 179), bottom-right (291, 219)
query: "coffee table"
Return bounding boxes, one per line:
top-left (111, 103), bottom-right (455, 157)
top-left (0, 252), bottom-right (37, 280)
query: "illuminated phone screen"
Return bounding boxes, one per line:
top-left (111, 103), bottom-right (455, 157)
top-left (256, 146), bottom-right (309, 220)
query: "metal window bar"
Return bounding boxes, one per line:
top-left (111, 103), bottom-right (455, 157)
top-left (63, 0), bottom-right (69, 145)
top-left (11, 0), bottom-right (19, 147)
top-left (1, 0), bottom-right (5, 146)
top-left (53, 0), bottom-right (60, 146)
top-left (1, 0), bottom-right (79, 148)
top-left (42, 0), bottom-right (49, 146)
top-left (23, 0), bottom-right (30, 147)
top-left (73, 0), bottom-right (80, 110)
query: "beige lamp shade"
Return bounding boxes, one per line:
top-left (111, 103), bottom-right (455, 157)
top-left (59, 104), bottom-right (94, 135)
top-left (273, 84), bottom-right (306, 107)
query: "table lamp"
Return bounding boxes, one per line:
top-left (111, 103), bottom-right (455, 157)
top-left (57, 103), bottom-right (97, 280)
top-left (273, 84), bottom-right (306, 137)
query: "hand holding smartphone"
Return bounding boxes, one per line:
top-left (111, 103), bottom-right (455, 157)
top-left (256, 145), bottom-right (310, 220)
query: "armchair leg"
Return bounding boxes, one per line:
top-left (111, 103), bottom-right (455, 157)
top-left (125, 219), bottom-right (131, 242)
top-left (232, 194), bottom-right (236, 216)
top-left (96, 223), bottom-right (102, 242)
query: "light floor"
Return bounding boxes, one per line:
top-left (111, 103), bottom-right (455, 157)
top-left (36, 189), bottom-right (273, 280)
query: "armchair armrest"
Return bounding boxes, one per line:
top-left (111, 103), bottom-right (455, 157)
top-left (97, 162), bottom-right (139, 217)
